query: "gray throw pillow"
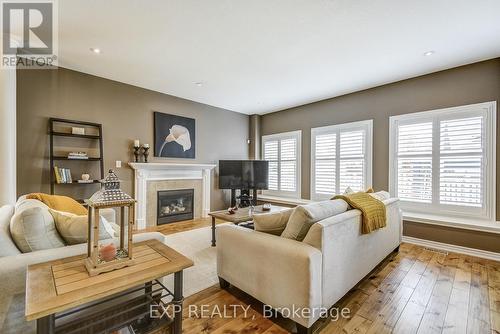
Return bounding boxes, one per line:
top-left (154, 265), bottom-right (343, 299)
top-left (253, 209), bottom-right (293, 235)
top-left (10, 206), bottom-right (66, 253)
top-left (281, 200), bottom-right (348, 241)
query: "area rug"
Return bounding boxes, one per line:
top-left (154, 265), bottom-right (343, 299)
top-left (162, 224), bottom-right (221, 297)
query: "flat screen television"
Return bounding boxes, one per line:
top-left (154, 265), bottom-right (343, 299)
top-left (219, 160), bottom-right (269, 190)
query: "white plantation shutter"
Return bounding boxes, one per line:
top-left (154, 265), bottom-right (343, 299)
top-left (439, 117), bottom-right (483, 207)
top-left (396, 122), bottom-right (433, 203)
top-left (262, 131), bottom-right (301, 197)
top-left (339, 130), bottom-right (365, 192)
top-left (390, 102), bottom-right (496, 222)
top-left (280, 138), bottom-right (297, 192)
top-left (311, 120), bottom-right (372, 200)
top-left (314, 133), bottom-right (336, 195)
top-left (264, 140), bottom-right (278, 190)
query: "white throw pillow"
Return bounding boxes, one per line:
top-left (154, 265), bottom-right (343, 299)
top-left (50, 209), bottom-right (114, 245)
top-left (10, 206), bottom-right (66, 253)
top-left (369, 191), bottom-right (391, 201)
top-left (281, 200), bottom-right (348, 241)
top-left (253, 209), bottom-right (293, 236)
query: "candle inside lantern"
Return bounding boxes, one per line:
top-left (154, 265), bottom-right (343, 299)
top-left (133, 139), bottom-right (140, 147)
top-left (99, 243), bottom-right (117, 262)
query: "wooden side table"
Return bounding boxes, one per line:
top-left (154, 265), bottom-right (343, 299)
top-left (208, 205), bottom-right (290, 246)
top-left (25, 239), bottom-right (193, 334)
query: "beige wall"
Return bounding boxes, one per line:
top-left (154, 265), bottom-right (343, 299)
top-left (17, 67), bottom-right (249, 211)
top-left (261, 58), bottom-right (500, 251)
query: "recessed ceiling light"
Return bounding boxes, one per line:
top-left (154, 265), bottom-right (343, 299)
top-left (194, 82), bottom-right (203, 86)
top-left (90, 48), bottom-right (101, 54)
top-left (423, 50), bottom-right (435, 56)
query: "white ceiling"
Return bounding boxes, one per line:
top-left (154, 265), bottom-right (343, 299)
top-left (57, 0), bottom-right (500, 115)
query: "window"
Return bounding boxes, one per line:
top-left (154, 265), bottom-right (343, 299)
top-left (262, 130), bottom-right (301, 198)
top-left (311, 120), bottom-right (373, 200)
top-left (389, 102), bottom-right (496, 222)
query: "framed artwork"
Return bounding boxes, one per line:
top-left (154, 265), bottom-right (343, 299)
top-left (154, 112), bottom-right (196, 159)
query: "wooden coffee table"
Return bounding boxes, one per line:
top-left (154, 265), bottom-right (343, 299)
top-left (208, 205), bottom-right (290, 246)
top-left (25, 239), bottom-right (193, 334)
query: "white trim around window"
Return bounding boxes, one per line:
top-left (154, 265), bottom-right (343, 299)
top-left (389, 101), bottom-right (496, 223)
top-left (310, 120), bottom-right (373, 200)
top-left (262, 130), bottom-right (302, 198)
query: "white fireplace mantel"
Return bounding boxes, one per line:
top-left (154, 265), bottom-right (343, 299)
top-left (129, 162), bottom-right (216, 229)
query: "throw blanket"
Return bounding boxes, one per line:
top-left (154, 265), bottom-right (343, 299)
top-left (332, 192), bottom-right (386, 234)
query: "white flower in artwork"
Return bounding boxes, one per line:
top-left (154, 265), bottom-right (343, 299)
top-left (159, 125), bottom-right (192, 155)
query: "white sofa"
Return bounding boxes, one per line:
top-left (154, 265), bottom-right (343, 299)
top-left (216, 197), bottom-right (402, 333)
top-left (0, 197), bottom-right (166, 333)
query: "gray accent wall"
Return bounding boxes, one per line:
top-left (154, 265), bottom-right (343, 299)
top-left (17, 67), bottom-right (249, 210)
top-left (261, 58), bottom-right (500, 252)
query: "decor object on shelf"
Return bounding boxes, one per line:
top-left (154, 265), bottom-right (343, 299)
top-left (85, 169), bottom-right (136, 276)
top-left (71, 127), bottom-right (85, 135)
top-left (133, 140), bottom-right (141, 162)
top-left (154, 112), bottom-right (195, 159)
top-left (81, 173), bottom-right (90, 181)
top-left (142, 143), bottom-right (150, 162)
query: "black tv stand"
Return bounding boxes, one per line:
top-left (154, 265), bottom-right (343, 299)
top-left (230, 189), bottom-right (258, 207)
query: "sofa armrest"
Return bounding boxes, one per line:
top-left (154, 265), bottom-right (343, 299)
top-left (216, 225), bottom-right (322, 328)
top-left (0, 232), bottom-right (166, 297)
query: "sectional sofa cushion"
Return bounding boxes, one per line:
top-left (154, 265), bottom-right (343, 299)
top-left (0, 205), bottom-right (21, 256)
top-left (281, 199), bottom-right (348, 241)
top-left (49, 209), bottom-right (114, 245)
top-left (253, 208), bottom-right (293, 235)
top-left (10, 203), bottom-right (66, 253)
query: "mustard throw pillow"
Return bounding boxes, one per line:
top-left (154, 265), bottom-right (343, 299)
top-left (26, 193), bottom-right (88, 215)
top-left (49, 209), bottom-right (114, 245)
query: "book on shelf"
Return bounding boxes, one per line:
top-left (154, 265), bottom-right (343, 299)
top-left (54, 167), bottom-right (62, 183)
top-left (54, 167), bottom-right (72, 183)
top-left (65, 169), bottom-right (72, 183)
top-left (68, 152), bottom-right (89, 160)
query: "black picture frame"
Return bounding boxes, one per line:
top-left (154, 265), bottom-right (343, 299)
top-left (154, 112), bottom-right (196, 159)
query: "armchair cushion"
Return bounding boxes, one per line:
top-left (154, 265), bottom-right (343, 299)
top-left (253, 208), bottom-right (293, 235)
top-left (281, 200), bottom-right (348, 241)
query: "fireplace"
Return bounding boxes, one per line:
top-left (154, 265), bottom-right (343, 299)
top-left (157, 189), bottom-right (194, 225)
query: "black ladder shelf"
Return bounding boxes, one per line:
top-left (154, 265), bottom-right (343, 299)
top-left (49, 118), bottom-right (104, 201)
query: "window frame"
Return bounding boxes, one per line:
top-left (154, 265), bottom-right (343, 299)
top-left (389, 101), bottom-right (496, 222)
top-left (261, 130), bottom-right (302, 198)
top-left (310, 120), bottom-right (373, 200)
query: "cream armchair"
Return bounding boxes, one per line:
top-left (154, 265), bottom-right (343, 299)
top-left (216, 198), bottom-right (402, 333)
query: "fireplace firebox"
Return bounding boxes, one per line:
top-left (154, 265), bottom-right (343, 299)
top-left (157, 189), bottom-right (194, 225)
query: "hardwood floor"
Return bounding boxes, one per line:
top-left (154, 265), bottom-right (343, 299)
top-left (179, 242), bottom-right (500, 334)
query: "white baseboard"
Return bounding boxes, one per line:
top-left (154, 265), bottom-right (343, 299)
top-left (402, 236), bottom-right (500, 262)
